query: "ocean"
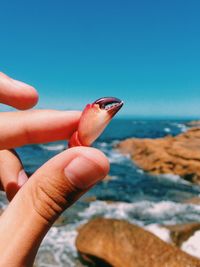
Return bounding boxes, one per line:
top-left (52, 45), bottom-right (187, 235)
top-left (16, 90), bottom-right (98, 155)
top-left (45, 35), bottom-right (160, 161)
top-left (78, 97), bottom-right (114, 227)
top-left (1, 118), bottom-right (200, 266)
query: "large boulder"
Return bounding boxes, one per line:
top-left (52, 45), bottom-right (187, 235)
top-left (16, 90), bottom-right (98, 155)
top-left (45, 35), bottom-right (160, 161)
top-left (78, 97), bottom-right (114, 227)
top-left (76, 218), bottom-right (200, 267)
top-left (117, 128), bottom-right (200, 184)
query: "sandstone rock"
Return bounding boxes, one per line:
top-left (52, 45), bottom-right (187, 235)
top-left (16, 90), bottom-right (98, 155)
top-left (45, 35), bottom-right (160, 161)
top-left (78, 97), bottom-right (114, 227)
top-left (76, 218), bottom-right (200, 267)
top-left (83, 196), bottom-right (97, 203)
top-left (186, 121), bottom-right (200, 127)
top-left (117, 128), bottom-right (200, 184)
top-left (184, 197), bottom-right (200, 205)
top-left (53, 215), bottom-right (68, 226)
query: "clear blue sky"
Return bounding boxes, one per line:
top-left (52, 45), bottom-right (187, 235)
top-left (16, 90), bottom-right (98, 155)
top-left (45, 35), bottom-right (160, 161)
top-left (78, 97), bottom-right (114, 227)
top-left (1, 0), bottom-right (200, 117)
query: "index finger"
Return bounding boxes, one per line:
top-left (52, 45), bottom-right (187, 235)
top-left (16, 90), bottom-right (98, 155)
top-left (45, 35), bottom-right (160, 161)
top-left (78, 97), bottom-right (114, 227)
top-left (0, 72), bottom-right (38, 110)
top-left (0, 110), bottom-right (81, 149)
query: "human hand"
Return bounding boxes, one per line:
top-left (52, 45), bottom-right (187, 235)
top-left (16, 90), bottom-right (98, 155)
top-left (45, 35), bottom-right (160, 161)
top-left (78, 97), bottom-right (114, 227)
top-left (0, 72), bottom-right (109, 267)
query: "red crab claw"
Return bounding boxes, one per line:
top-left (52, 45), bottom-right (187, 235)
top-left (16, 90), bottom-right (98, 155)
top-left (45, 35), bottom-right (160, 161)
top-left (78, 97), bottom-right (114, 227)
top-left (68, 97), bottom-right (123, 147)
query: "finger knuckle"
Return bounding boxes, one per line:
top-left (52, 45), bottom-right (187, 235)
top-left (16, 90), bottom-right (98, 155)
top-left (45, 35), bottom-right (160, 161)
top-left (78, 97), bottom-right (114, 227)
top-left (30, 175), bottom-right (72, 223)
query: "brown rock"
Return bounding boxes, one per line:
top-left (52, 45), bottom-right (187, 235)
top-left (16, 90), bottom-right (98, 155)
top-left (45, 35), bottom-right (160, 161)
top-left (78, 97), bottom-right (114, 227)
top-left (53, 215), bottom-right (68, 226)
top-left (117, 128), bottom-right (200, 184)
top-left (186, 121), bottom-right (200, 127)
top-left (76, 218), bottom-right (200, 267)
top-left (83, 196), bottom-right (97, 203)
top-left (164, 222), bottom-right (200, 247)
top-left (184, 197), bottom-right (200, 205)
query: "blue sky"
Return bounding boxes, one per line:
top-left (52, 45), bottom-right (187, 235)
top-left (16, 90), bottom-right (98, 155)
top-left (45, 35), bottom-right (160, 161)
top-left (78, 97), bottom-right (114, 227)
top-left (0, 0), bottom-right (200, 117)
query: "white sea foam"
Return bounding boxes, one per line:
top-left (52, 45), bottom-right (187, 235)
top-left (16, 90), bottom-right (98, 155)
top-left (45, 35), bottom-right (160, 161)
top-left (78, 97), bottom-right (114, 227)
top-left (145, 224), bottom-right (171, 243)
top-left (172, 123), bottom-right (188, 133)
top-left (158, 173), bottom-right (191, 184)
top-left (102, 175), bottom-right (119, 182)
top-left (78, 201), bottom-right (141, 225)
top-left (181, 230), bottom-right (200, 259)
top-left (136, 169), bottom-right (144, 174)
top-left (141, 201), bottom-right (200, 222)
top-left (35, 224), bottom-right (80, 267)
top-left (78, 200), bottom-right (200, 226)
top-left (40, 144), bottom-right (66, 151)
top-left (164, 127), bottom-right (171, 133)
top-left (98, 142), bottom-right (108, 148)
top-left (0, 192), bottom-right (7, 209)
top-left (96, 141), bottom-right (132, 165)
top-left (107, 149), bottom-right (130, 164)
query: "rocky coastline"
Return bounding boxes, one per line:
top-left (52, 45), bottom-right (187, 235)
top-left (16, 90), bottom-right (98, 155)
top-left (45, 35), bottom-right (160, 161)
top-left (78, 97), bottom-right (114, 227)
top-left (117, 127), bottom-right (200, 184)
top-left (75, 124), bottom-right (200, 267)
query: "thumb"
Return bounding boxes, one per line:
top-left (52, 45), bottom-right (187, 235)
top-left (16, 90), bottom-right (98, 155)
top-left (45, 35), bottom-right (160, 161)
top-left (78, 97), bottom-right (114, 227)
top-left (0, 147), bottom-right (109, 267)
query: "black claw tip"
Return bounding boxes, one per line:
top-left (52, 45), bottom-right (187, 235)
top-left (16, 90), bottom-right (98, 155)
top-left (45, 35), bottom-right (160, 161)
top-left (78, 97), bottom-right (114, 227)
top-left (94, 97), bottom-right (123, 110)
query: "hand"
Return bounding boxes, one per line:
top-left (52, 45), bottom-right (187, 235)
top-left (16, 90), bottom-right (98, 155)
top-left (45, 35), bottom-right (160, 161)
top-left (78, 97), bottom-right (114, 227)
top-left (0, 72), bottom-right (109, 267)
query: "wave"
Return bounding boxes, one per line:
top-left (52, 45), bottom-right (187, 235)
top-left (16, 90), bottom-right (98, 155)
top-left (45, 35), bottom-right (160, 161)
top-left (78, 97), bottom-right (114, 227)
top-left (39, 144), bottom-right (66, 151)
top-left (0, 192), bottom-right (8, 209)
top-left (171, 123), bottom-right (188, 133)
top-left (157, 173), bottom-right (191, 185)
top-left (136, 168), bottom-right (144, 174)
top-left (78, 200), bottom-right (200, 226)
top-left (95, 141), bottom-right (131, 164)
top-left (35, 224), bottom-right (80, 267)
top-left (164, 127), bottom-right (171, 133)
top-left (107, 150), bottom-right (130, 164)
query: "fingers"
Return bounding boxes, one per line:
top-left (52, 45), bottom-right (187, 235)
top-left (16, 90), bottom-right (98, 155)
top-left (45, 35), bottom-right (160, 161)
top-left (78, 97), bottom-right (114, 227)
top-left (0, 72), bottom-right (38, 110)
top-left (0, 147), bottom-right (109, 266)
top-left (0, 149), bottom-right (28, 201)
top-left (0, 110), bottom-right (81, 149)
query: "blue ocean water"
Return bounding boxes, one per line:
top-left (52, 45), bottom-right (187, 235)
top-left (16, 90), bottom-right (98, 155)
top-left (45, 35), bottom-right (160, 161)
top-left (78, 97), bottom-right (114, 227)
top-left (17, 118), bottom-right (200, 204)
top-left (6, 119), bottom-right (200, 266)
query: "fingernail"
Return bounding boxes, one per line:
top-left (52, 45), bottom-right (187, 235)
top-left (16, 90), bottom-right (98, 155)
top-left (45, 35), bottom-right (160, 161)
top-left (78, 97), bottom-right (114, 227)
top-left (18, 170), bottom-right (28, 186)
top-left (64, 157), bottom-right (104, 189)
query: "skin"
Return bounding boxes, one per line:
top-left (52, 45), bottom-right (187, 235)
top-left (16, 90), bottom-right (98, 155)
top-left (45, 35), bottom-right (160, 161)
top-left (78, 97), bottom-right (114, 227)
top-left (0, 72), bottom-right (110, 267)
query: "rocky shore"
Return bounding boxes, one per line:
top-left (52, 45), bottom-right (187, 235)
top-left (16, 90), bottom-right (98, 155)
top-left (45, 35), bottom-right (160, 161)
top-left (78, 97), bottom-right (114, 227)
top-left (74, 124), bottom-right (200, 266)
top-left (117, 127), bottom-right (200, 184)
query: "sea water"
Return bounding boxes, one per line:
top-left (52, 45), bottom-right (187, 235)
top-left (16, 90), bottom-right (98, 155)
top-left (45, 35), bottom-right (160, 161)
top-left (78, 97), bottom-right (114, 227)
top-left (1, 119), bottom-right (200, 266)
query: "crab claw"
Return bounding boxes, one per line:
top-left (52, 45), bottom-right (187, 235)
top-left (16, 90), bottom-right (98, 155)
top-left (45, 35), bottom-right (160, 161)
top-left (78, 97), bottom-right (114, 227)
top-left (69, 97), bottom-right (123, 147)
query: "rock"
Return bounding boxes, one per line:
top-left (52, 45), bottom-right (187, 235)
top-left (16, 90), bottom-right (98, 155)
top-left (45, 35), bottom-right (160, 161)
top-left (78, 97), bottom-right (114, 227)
top-left (184, 197), bottom-right (200, 205)
top-left (117, 128), bottom-right (200, 184)
top-left (164, 222), bottom-right (200, 247)
top-left (83, 196), bottom-right (97, 203)
top-left (53, 215), bottom-right (68, 226)
top-left (186, 121), bottom-right (200, 127)
top-left (76, 218), bottom-right (200, 267)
